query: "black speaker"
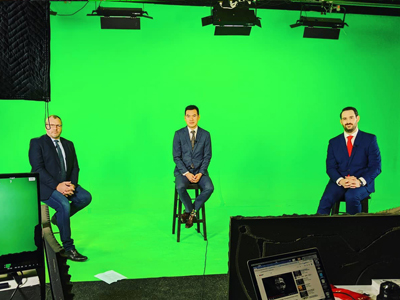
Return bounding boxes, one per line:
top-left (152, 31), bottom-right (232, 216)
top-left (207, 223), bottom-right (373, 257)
top-left (303, 27), bottom-right (340, 39)
top-left (100, 17), bottom-right (140, 29)
top-left (215, 27), bottom-right (251, 36)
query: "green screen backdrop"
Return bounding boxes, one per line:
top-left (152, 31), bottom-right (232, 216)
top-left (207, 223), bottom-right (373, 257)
top-left (0, 2), bottom-right (399, 281)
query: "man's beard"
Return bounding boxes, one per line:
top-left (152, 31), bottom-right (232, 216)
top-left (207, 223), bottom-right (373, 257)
top-left (343, 123), bottom-right (357, 133)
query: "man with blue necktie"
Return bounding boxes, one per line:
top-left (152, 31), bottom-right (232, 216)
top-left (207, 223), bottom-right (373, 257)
top-left (317, 107), bottom-right (381, 215)
top-left (173, 105), bottom-right (214, 228)
top-left (29, 115), bottom-right (91, 261)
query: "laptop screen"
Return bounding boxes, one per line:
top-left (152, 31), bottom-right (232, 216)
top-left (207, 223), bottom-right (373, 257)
top-left (248, 248), bottom-right (334, 300)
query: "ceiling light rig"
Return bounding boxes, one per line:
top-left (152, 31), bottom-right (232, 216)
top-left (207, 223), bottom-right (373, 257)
top-left (290, 2), bottom-right (348, 40)
top-left (202, 0), bottom-right (261, 36)
top-left (87, 6), bottom-right (153, 30)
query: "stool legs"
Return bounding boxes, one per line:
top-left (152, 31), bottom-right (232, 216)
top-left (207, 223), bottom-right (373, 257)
top-left (196, 204), bottom-right (207, 241)
top-left (172, 189), bottom-right (178, 234)
top-left (330, 196), bottom-right (370, 215)
top-left (173, 187), bottom-right (207, 242)
top-left (177, 201), bottom-right (182, 242)
top-left (195, 189), bottom-right (200, 233)
top-left (202, 205), bottom-right (207, 241)
top-left (362, 199), bottom-right (369, 213)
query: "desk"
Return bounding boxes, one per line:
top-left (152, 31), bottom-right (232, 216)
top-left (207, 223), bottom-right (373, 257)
top-left (0, 271), bottom-right (42, 299)
top-left (0, 276), bottom-right (40, 291)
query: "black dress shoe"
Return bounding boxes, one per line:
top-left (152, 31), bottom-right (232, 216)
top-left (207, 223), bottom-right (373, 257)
top-left (62, 249), bottom-right (88, 262)
top-left (51, 215), bottom-right (57, 226)
top-left (180, 212), bottom-right (190, 223)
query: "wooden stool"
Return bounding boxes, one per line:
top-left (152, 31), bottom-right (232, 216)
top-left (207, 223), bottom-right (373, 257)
top-left (172, 183), bottom-right (207, 242)
top-left (330, 196), bottom-right (370, 215)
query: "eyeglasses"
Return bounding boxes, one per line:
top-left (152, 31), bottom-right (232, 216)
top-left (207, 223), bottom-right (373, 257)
top-left (46, 124), bottom-right (62, 129)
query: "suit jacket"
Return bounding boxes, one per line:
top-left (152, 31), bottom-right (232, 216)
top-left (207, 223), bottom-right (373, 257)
top-left (173, 127), bottom-right (212, 176)
top-left (326, 130), bottom-right (381, 193)
top-left (29, 134), bottom-right (80, 200)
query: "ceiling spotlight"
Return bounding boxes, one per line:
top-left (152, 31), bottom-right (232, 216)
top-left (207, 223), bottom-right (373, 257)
top-left (202, 1), bottom-right (261, 36)
top-left (290, 4), bottom-right (348, 40)
top-left (87, 6), bottom-right (153, 30)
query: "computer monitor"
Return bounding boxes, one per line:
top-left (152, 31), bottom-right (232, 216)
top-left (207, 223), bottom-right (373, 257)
top-left (0, 173), bottom-right (43, 275)
top-left (247, 248), bottom-right (334, 300)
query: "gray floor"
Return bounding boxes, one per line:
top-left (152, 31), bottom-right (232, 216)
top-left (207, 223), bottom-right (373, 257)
top-left (1, 274), bottom-right (229, 300)
top-left (70, 274), bottom-right (228, 300)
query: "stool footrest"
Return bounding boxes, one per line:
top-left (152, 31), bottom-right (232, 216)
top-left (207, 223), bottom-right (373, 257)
top-left (172, 185), bottom-right (207, 242)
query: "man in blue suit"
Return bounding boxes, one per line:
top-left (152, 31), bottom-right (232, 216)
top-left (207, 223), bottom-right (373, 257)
top-left (29, 115), bottom-right (91, 261)
top-left (317, 107), bottom-right (381, 215)
top-left (173, 105), bottom-right (214, 228)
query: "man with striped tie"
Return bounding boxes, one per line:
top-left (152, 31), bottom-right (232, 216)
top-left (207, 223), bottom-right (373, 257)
top-left (173, 105), bottom-right (214, 228)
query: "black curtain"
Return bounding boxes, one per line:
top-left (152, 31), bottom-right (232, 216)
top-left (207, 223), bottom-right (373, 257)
top-left (0, 1), bottom-right (50, 101)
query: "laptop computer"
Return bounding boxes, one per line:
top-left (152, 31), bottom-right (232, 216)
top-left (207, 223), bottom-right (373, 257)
top-left (247, 248), bottom-right (334, 300)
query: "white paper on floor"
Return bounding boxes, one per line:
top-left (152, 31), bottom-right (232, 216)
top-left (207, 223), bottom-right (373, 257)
top-left (95, 270), bottom-right (127, 284)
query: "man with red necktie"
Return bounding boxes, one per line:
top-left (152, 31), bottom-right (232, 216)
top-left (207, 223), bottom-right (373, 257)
top-left (317, 107), bottom-right (381, 215)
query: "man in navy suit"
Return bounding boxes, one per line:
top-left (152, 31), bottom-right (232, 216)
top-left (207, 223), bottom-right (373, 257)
top-left (317, 107), bottom-right (381, 215)
top-left (173, 105), bottom-right (214, 228)
top-left (29, 115), bottom-right (91, 261)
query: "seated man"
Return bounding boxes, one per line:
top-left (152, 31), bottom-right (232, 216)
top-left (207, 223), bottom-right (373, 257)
top-left (173, 105), bottom-right (214, 228)
top-left (29, 115), bottom-right (91, 261)
top-left (317, 107), bottom-right (381, 215)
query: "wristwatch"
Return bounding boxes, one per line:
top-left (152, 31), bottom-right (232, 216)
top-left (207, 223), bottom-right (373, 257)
top-left (358, 178), bottom-right (363, 186)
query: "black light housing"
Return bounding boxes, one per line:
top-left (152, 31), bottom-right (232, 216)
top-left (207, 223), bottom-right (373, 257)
top-left (87, 6), bottom-right (153, 30)
top-left (202, 1), bottom-right (261, 36)
top-left (290, 4), bottom-right (348, 40)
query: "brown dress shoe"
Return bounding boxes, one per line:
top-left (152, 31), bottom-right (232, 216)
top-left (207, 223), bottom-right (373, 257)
top-left (180, 212), bottom-right (190, 223)
top-left (185, 214), bottom-right (197, 228)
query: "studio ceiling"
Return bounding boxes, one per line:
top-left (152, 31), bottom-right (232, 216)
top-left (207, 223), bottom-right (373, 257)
top-left (101, 0), bottom-right (400, 16)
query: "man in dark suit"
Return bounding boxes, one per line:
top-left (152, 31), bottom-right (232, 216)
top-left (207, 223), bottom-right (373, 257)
top-left (173, 105), bottom-right (214, 228)
top-left (29, 115), bottom-right (91, 261)
top-left (317, 107), bottom-right (381, 215)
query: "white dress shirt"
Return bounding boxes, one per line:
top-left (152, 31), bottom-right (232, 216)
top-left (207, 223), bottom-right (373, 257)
top-left (336, 128), bottom-right (366, 186)
top-left (182, 126), bottom-right (198, 176)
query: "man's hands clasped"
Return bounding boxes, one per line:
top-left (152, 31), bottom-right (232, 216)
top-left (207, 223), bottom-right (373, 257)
top-left (339, 176), bottom-right (361, 189)
top-left (56, 181), bottom-right (76, 196)
top-left (185, 172), bottom-right (203, 183)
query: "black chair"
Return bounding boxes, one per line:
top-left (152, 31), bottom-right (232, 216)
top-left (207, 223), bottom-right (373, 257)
top-left (172, 183), bottom-right (207, 242)
top-left (330, 196), bottom-right (370, 215)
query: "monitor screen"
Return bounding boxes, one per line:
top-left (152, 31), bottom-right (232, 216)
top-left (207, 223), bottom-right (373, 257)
top-left (0, 173), bottom-right (43, 275)
top-left (248, 248), bottom-right (334, 300)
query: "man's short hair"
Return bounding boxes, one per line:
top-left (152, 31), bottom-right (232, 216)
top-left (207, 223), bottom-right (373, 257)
top-left (46, 115), bottom-right (62, 124)
top-left (340, 107), bottom-right (358, 119)
top-left (185, 105), bottom-right (199, 115)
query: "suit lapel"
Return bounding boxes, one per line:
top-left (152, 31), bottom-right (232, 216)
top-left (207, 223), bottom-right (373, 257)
top-left (45, 135), bottom-right (58, 156)
top-left (183, 127), bottom-right (192, 149)
top-left (349, 131), bottom-right (363, 164)
top-left (339, 134), bottom-right (349, 160)
top-left (193, 127), bottom-right (202, 152)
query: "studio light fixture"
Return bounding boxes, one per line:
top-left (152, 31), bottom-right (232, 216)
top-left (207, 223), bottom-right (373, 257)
top-left (202, 1), bottom-right (261, 36)
top-left (290, 3), bottom-right (348, 40)
top-left (87, 6), bottom-right (153, 30)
